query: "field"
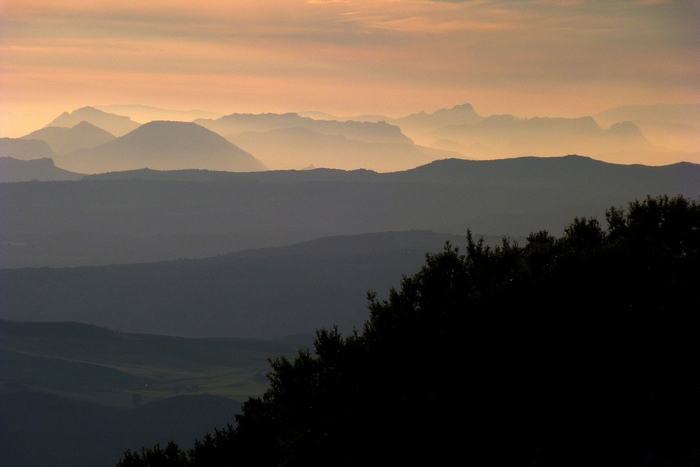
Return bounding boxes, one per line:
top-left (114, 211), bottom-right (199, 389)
top-left (0, 319), bottom-right (311, 407)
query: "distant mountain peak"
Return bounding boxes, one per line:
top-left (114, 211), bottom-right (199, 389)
top-left (72, 120), bottom-right (107, 131)
top-left (607, 120), bottom-right (643, 136)
top-left (59, 120), bottom-right (267, 173)
top-left (20, 121), bottom-right (115, 155)
top-left (45, 107), bottom-right (141, 137)
top-left (438, 103), bottom-right (476, 114)
top-left (74, 106), bottom-right (111, 114)
top-left (405, 103), bottom-right (480, 119)
top-left (126, 120), bottom-right (235, 143)
top-left (57, 106), bottom-right (129, 121)
top-left (394, 104), bottom-right (483, 139)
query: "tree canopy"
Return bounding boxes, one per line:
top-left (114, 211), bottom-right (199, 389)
top-left (117, 194), bottom-right (700, 467)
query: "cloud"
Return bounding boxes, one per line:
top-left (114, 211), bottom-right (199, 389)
top-left (0, 0), bottom-right (697, 122)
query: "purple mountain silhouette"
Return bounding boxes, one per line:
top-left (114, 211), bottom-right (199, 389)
top-left (58, 121), bottom-right (267, 174)
top-left (46, 106), bottom-right (141, 137)
top-left (22, 121), bottom-right (115, 155)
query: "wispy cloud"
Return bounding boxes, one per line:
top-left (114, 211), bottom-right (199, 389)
top-left (0, 0), bottom-right (697, 128)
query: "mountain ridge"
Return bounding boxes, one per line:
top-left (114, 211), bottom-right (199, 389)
top-left (56, 121), bottom-right (267, 174)
top-left (195, 112), bottom-right (413, 145)
top-left (0, 230), bottom-right (475, 339)
top-left (0, 137), bottom-right (56, 161)
top-left (0, 157), bottom-right (85, 182)
top-left (21, 121), bottom-right (116, 155)
top-left (12, 102), bottom-right (696, 171)
top-left (2, 155), bottom-right (697, 269)
top-left (45, 106), bottom-right (141, 137)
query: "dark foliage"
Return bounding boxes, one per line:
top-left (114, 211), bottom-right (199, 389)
top-left (117, 194), bottom-right (700, 467)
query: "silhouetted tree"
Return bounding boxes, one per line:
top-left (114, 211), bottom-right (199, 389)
top-left (117, 194), bottom-right (700, 467)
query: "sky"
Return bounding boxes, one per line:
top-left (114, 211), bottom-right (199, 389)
top-left (1, 0), bottom-right (699, 136)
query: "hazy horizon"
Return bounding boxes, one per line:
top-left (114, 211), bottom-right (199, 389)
top-left (1, 1), bottom-right (698, 148)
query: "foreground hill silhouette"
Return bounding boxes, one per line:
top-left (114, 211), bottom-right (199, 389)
top-left (57, 121), bottom-right (267, 174)
top-left (116, 194), bottom-right (700, 467)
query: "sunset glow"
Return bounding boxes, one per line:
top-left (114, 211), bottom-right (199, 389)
top-left (1, 0), bottom-right (698, 137)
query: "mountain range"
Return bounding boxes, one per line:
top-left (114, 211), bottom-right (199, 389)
top-left (224, 125), bottom-right (449, 172)
top-left (0, 319), bottom-right (309, 467)
top-left (0, 230), bottom-right (470, 339)
top-left (1, 102), bottom-right (698, 467)
top-left (45, 106), bottom-right (141, 137)
top-left (1, 155), bottom-right (697, 269)
top-left (592, 103), bottom-right (700, 153)
top-left (21, 121), bottom-right (116, 155)
top-left (1, 103), bottom-right (697, 177)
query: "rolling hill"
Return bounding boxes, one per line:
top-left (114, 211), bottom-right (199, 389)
top-left (0, 319), bottom-right (309, 467)
top-left (1, 154), bottom-right (699, 339)
top-left (1, 155), bottom-right (697, 269)
top-left (0, 230), bottom-right (471, 339)
top-left (0, 157), bottom-right (84, 182)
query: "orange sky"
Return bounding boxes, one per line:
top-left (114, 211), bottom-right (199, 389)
top-left (1, 0), bottom-right (699, 136)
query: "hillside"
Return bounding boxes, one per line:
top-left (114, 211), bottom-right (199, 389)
top-left (0, 230), bottom-right (471, 339)
top-left (1, 155), bottom-right (697, 269)
top-left (0, 319), bottom-right (309, 467)
top-left (0, 157), bottom-right (84, 182)
top-left (108, 194), bottom-right (699, 467)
